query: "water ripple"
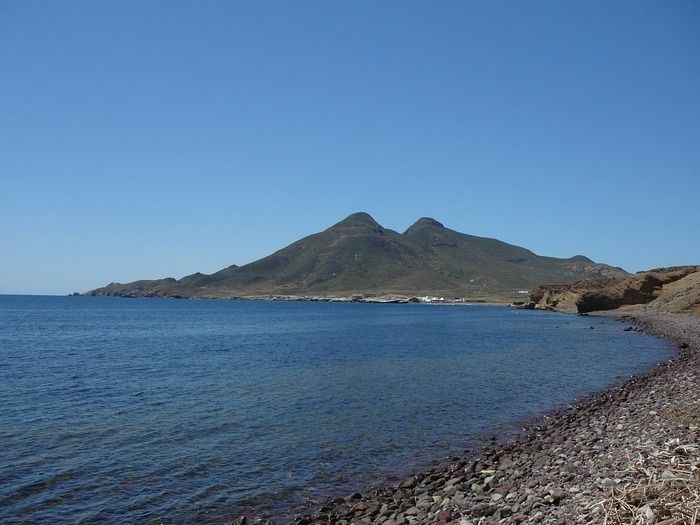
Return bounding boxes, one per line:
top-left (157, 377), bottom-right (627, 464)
top-left (0, 296), bottom-right (672, 524)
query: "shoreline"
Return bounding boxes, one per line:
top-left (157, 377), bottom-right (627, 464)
top-left (261, 310), bottom-right (699, 525)
top-left (76, 293), bottom-right (515, 305)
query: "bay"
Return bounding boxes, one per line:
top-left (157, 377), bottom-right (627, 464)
top-left (0, 296), bottom-right (671, 524)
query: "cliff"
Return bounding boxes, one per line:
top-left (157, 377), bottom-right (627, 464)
top-left (530, 266), bottom-right (700, 315)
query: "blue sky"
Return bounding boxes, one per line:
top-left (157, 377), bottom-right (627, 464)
top-left (1, 1), bottom-right (699, 294)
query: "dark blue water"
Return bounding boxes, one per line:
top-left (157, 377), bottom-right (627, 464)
top-left (0, 296), bottom-right (672, 524)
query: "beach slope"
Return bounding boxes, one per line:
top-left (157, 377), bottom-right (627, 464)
top-left (281, 311), bottom-right (699, 525)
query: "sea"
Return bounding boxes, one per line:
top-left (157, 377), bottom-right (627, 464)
top-left (0, 295), bottom-right (673, 524)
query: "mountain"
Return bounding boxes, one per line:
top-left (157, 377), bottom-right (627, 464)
top-left (85, 212), bottom-right (627, 301)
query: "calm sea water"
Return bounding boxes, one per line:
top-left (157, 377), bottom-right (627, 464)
top-left (0, 296), bottom-right (672, 524)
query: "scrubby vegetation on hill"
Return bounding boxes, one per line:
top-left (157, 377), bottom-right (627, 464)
top-left (86, 212), bottom-right (627, 300)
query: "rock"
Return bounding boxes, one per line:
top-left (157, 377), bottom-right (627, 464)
top-left (639, 504), bottom-right (654, 522)
top-left (530, 266), bottom-right (699, 313)
top-left (416, 498), bottom-right (431, 509)
top-left (470, 502), bottom-right (495, 517)
top-left (498, 456), bottom-right (514, 470)
top-left (392, 490), bottom-right (407, 503)
top-left (532, 455), bottom-right (550, 468)
top-left (494, 484), bottom-right (511, 496)
top-left (548, 489), bottom-right (565, 504)
top-left (600, 477), bottom-right (616, 488)
top-left (400, 478), bottom-right (417, 489)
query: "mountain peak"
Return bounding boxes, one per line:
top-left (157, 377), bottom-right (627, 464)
top-left (404, 217), bottom-right (444, 235)
top-left (568, 255), bottom-right (593, 263)
top-left (415, 217), bottom-right (444, 228)
top-left (332, 212), bottom-right (382, 229)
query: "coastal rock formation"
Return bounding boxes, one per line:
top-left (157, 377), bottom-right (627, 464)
top-left (648, 270), bottom-right (700, 316)
top-left (530, 266), bottom-right (700, 314)
top-left (85, 212), bottom-right (626, 301)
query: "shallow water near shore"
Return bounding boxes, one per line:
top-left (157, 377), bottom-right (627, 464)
top-left (0, 296), bottom-right (673, 524)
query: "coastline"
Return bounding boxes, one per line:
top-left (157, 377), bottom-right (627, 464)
top-left (266, 309), bottom-right (699, 525)
top-left (77, 292), bottom-right (514, 306)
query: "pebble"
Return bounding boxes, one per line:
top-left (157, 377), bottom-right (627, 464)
top-left (661, 469), bottom-right (675, 480)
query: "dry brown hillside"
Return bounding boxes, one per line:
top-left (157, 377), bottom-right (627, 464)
top-left (530, 266), bottom-right (700, 315)
top-left (648, 270), bottom-right (700, 315)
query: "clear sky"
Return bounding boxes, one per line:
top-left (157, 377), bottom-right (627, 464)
top-left (1, 1), bottom-right (699, 295)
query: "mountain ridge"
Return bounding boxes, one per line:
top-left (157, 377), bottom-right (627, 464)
top-left (85, 212), bottom-right (628, 301)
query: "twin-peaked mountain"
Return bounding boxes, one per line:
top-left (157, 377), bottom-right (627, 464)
top-left (85, 212), bottom-right (627, 300)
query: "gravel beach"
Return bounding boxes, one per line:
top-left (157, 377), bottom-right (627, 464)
top-left (278, 311), bottom-right (700, 525)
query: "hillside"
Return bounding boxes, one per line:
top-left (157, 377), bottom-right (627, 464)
top-left (85, 212), bottom-right (627, 301)
top-left (530, 266), bottom-right (700, 315)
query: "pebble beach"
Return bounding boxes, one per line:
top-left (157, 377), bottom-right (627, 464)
top-left (279, 311), bottom-right (700, 525)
